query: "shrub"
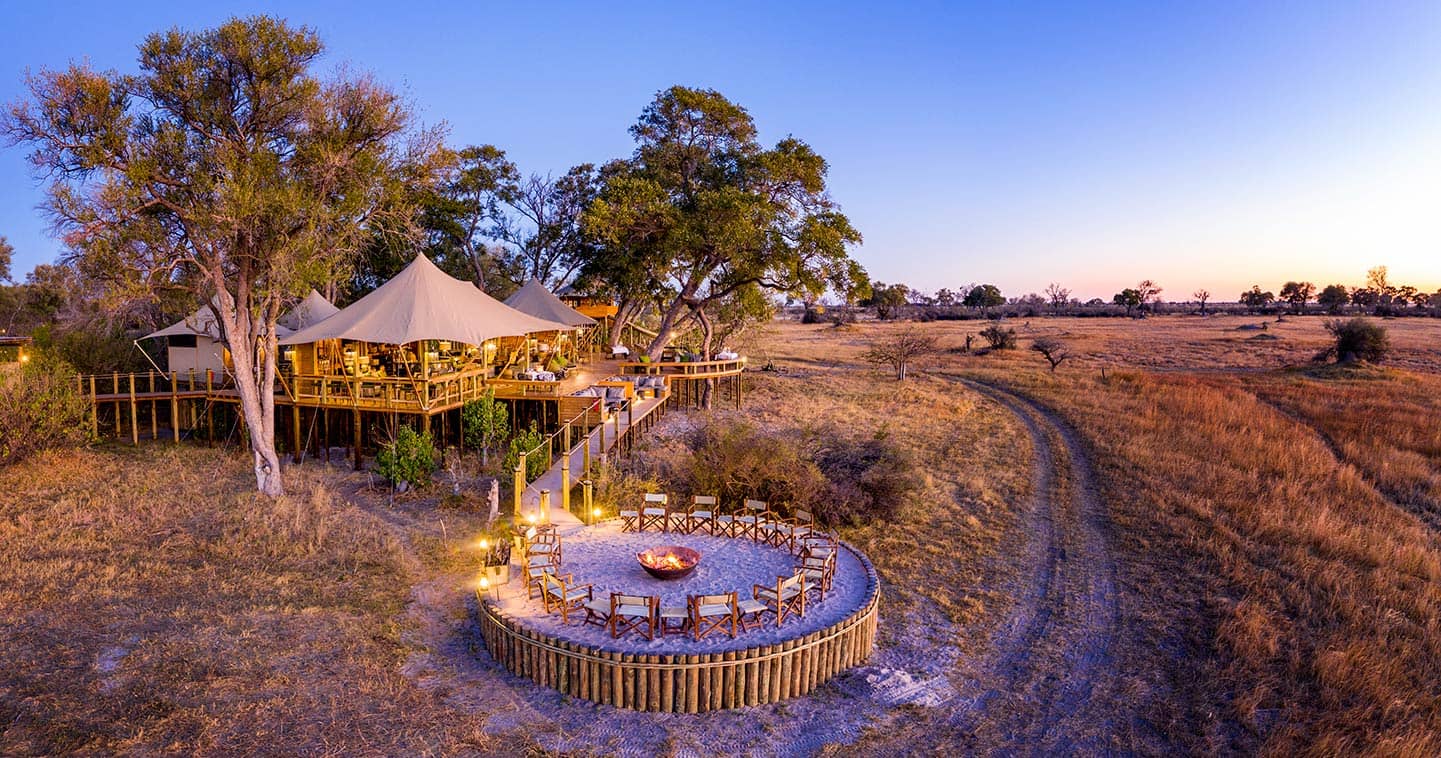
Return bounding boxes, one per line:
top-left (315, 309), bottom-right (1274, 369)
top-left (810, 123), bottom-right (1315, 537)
top-left (0, 351), bottom-right (92, 465)
top-left (504, 421), bottom-right (549, 480)
top-left (859, 327), bottom-right (939, 380)
top-left (979, 323), bottom-right (1017, 349)
top-left (815, 434), bottom-right (925, 526)
top-left (374, 425), bottom-right (437, 490)
top-left (1030, 337), bottom-right (1071, 372)
top-left (1322, 318), bottom-right (1389, 363)
top-left (685, 421), bottom-right (828, 512)
top-left (461, 390), bottom-right (508, 465)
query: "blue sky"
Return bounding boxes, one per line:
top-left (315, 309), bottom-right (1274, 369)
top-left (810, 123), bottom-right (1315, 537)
top-left (2, 1), bottom-right (1438, 299)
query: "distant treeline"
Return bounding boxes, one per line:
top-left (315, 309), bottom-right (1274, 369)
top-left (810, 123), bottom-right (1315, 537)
top-left (831, 266), bottom-right (1440, 322)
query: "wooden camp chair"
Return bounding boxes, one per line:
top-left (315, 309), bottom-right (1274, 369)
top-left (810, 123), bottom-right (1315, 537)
top-left (683, 495), bottom-right (719, 535)
top-left (765, 509), bottom-right (816, 553)
top-left (798, 554), bottom-right (836, 601)
top-left (525, 556), bottom-right (564, 600)
top-left (609, 593), bottom-right (659, 640)
top-left (524, 528), bottom-right (561, 564)
top-left (540, 572), bottom-right (593, 624)
top-left (714, 506), bottom-right (738, 538)
top-left (735, 499), bottom-right (770, 541)
top-left (640, 493), bottom-right (669, 532)
top-left (753, 573), bottom-right (806, 627)
top-left (798, 534), bottom-right (838, 563)
top-left (689, 592), bottom-right (738, 641)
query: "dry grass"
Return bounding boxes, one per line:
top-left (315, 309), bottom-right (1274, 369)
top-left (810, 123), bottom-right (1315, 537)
top-left (906, 314), bottom-right (1441, 754)
top-left (0, 445), bottom-right (511, 756)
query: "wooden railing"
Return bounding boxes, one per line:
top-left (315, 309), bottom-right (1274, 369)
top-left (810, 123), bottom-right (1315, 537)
top-left (617, 357), bottom-right (747, 378)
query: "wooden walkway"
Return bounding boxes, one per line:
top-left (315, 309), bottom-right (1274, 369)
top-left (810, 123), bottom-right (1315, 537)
top-left (521, 393), bottom-right (670, 530)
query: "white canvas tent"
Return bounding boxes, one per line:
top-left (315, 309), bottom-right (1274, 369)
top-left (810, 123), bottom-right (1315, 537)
top-left (280, 255), bottom-right (570, 347)
top-left (144, 290), bottom-right (339, 375)
top-left (503, 278), bottom-right (597, 327)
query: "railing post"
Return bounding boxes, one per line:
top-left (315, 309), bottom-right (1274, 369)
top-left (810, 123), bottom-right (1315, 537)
top-left (128, 373), bottom-right (139, 445)
top-left (514, 454), bottom-right (526, 518)
top-left (582, 479), bottom-right (595, 525)
top-left (89, 375), bottom-right (98, 439)
top-left (539, 489), bottom-right (551, 525)
top-left (561, 456), bottom-right (571, 513)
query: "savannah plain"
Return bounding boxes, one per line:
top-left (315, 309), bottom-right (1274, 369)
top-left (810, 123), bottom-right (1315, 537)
top-left (3, 313), bottom-right (1440, 756)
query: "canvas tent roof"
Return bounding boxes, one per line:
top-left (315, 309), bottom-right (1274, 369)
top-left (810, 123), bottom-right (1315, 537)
top-left (278, 290), bottom-right (340, 331)
top-left (143, 290), bottom-right (341, 341)
top-left (280, 254), bottom-right (571, 346)
top-left (503, 278), bottom-right (597, 327)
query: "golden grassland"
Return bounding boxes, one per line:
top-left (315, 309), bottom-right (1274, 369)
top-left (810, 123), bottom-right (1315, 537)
top-left (2, 313), bottom-right (1439, 754)
top-left (847, 314), bottom-right (1441, 754)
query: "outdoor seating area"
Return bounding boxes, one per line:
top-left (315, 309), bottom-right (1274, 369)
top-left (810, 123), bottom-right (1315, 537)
top-left (488, 493), bottom-right (860, 650)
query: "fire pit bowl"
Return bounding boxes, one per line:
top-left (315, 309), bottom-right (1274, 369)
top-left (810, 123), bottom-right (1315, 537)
top-left (637, 545), bottom-right (702, 580)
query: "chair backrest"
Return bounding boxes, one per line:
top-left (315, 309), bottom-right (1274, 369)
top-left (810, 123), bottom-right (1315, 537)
top-left (693, 495), bottom-right (717, 507)
top-left (524, 526), bottom-right (538, 540)
top-left (644, 493), bottom-right (669, 505)
top-left (801, 556), bottom-right (830, 571)
top-left (781, 573), bottom-right (804, 592)
top-left (543, 572), bottom-right (565, 593)
top-left (692, 592), bottom-right (735, 612)
top-left (795, 509), bottom-right (813, 524)
top-left (612, 593), bottom-right (653, 610)
top-left (744, 499), bottom-right (768, 513)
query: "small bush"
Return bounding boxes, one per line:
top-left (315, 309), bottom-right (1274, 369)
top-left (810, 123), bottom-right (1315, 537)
top-left (1322, 318), bottom-right (1389, 363)
top-left (460, 390), bottom-right (508, 465)
top-left (0, 351), bottom-right (92, 465)
top-left (375, 425), bottom-right (437, 490)
top-left (815, 434), bottom-right (925, 526)
top-left (686, 421), bottom-right (828, 511)
top-left (504, 421), bottom-right (549, 480)
top-left (979, 323), bottom-right (1017, 350)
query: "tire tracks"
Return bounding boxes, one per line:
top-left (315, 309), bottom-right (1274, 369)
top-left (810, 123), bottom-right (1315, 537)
top-left (941, 376), bottom-right (1126, 754)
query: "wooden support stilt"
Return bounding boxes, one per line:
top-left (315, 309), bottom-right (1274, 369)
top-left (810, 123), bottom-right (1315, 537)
top-left (170, 372), bottom-right (180, 442)
top-left (561, 456), bottom-right (571, 513)
top-left (291, 404), bottom-right (301, 460)
top-left (128, 374), bottom-right (139, 445)
top-left (514, 455), bottom-right (526, 517)
top-left (353, 409), bottom-right (363, 471)
top-left (89, 376), bottom-right (98, 439)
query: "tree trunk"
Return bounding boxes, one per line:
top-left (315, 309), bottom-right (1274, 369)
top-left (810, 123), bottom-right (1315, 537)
top-left (694, 306), bottom-right (715, 409)
top-left (645, 295), bottom-right (692, 360)
top-left (213, 283), bottom-right (285, 497)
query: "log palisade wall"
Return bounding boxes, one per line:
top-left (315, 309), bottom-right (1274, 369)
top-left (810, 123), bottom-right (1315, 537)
top-left (474, 543), bottom-right (880, 712)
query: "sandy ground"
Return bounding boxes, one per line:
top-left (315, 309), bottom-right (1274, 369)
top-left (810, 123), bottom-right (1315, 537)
top-left (490, 523), bottom-right (869, 653)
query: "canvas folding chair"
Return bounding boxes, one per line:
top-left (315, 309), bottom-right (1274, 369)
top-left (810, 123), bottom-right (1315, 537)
top-left (753, 572), bottom-right (806, 627)
top-left (640, 493), bottom-right (669, 532)
top-left (524, 527), bottom-right (562, 564)
top-left (798, 534), bottom-right (838, 563)
top-left (735, 499), bottom-right (770, 541)
top-left (581, 594), bottom-right (611, 629)
top-left (688, 592), bottom-right (738, 641)
top-left (683, 495), bottom-right (719, 535)
top-left (798, 554), bottom-right (835, 601)
top-left (541, 572), bottom-right (593, 624)
top-left (609, 593), bottom-right (659, 640)
top-left (525, 555), bottom-right (564, 600)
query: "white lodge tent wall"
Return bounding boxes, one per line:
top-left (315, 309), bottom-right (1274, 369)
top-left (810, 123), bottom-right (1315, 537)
top-left (143, 290), bottom-right (339, 376)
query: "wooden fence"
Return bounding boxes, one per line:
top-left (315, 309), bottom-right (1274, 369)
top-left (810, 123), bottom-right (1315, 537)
top-left (474, 541), bottom-right (880, 712)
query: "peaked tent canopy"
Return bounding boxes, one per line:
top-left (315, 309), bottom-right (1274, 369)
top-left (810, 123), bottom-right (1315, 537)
top-left (503, 278), bottom-right (597, 327)
top-left (280, 254), bottom-right (571, 346)
top-left (143, 302), bottom-right (225, 341)
top-left (278, 290), bottom-right (340, 332)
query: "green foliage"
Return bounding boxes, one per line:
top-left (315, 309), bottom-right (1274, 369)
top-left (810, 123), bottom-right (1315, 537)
top-left (1318, 284), bottom-right (1350, 314)
top-left (1112, 288), bottom-right (1143, 316)
top-left (1323, 318), bottom-right (1389, 364)
top-left (504, 421), bottom-right (549, 480)
top-left (979, 323), bottom-right (1017, 350)
top-left (582, 85), bottom-right (866, 356)
top-left (1240, 286), bottom-right (1275, 311)
top-left (865, 281), bottom-right (910, 319)
top-left (375, 425), bottom-right (438, 489)
top-left (0, 236), bottom-right (12, 283)
top-left (1280, 281), bottom-right (1316, 313)
top-left (460, 389), bottom-right (509, 464)
top-left (0, 351), bottom-right (92, 466)
top-left (963, 284), bottom-right (1005, 309)
top-left (683, 421), bottom-right (828, 512)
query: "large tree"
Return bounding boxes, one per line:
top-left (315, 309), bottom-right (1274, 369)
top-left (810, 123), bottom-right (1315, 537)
top-left (583, 86), bottom-right (864, 359)
top-left (5, 16), bottom-right (422, 495)
top-left (0, 236), bottom-right (12, 283)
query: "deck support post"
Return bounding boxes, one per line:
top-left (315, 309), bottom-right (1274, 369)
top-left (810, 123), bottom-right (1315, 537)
top-left (291, 404), bottom-right (301, 461)
top-left (170, 372), bottom-right (180, 442)
top-left (128, 374), bottom-right (139, 445)
top-left (353, 409), bottom-right (363, 471)
top-left (514, 455), bottom-right (526, 518)
top-left (561, 456), bottom-right (571, 513)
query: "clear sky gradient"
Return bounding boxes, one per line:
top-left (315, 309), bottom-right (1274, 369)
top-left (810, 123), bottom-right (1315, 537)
top-left (2, 1), bottom-right (1438, 300)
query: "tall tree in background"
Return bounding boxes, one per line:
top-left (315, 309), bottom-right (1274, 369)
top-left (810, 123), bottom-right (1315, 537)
top-left (1193, 289), bottom-right (1211, 315)
top-left (0, 236), bottom-right (12, 283)
top-left (1044, 282), bottom-right (1071, 312)
top-left (584, 86), bottom-right (865, 360)
top-left (1279, 281), bottom-right (1316, 314)
top-left (497, 164), bottom-right (603, 288)
top-left (1317, 284), bottom-right (1350, 314)
top-left (5, 16), bottom-right (423, 495)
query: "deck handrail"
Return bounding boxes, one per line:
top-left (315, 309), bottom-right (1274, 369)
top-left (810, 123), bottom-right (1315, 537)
top-left (617, 357), bottom-right (746, 377)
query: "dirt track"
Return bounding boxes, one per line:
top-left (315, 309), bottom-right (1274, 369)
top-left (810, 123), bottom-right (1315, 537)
top-left (937, 378), bottom-right (1133, 753)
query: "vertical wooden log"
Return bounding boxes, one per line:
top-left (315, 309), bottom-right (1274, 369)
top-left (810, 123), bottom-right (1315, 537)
top-left (561, 457), bottom-right (571, 513)
top-left (661, 655), bottom-right (674, 713)
top-left (128, 374), bottom-right (139, 445)
top-left (686, 654), bottom-right (700, 713)
top-left (89, 376), bottom-right (98, 439)
top-left (170, 372), bottom-right (180, 443)
top-left (745, 647), bottom-right (760, 706)
top-left (513, 455), bottom-right (525, 518)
